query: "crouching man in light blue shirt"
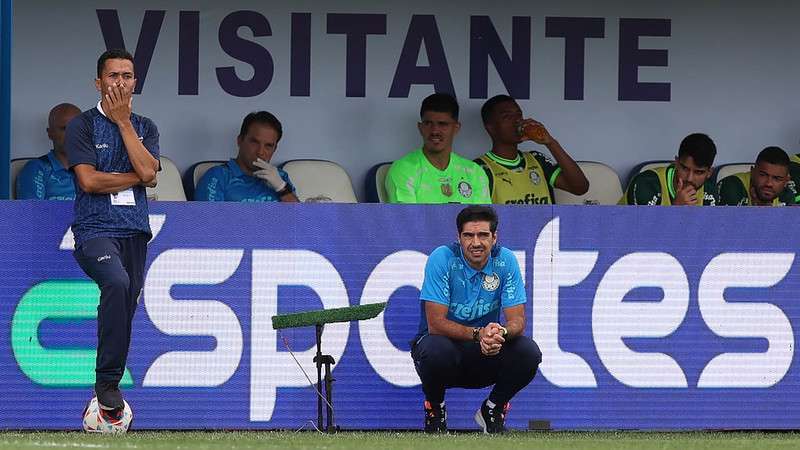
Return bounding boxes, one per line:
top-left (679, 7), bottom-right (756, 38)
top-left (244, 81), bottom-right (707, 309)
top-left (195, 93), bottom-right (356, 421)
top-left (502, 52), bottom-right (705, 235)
top-left (412, 205), bottom-right (542, 434)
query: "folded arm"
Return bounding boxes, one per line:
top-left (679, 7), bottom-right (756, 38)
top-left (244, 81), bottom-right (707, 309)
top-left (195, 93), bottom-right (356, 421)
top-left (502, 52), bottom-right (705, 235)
top-left (73, 164), bottom-right (144, 194)
top-left (425, 302), bottom-right (473, 341)
top-left (117, 121), bottom-right (158, 184)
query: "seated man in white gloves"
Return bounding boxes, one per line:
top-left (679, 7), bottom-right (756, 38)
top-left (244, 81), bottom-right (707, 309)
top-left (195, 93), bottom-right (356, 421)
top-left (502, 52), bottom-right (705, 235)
top-left (195, 111), bottom-right (299, 202)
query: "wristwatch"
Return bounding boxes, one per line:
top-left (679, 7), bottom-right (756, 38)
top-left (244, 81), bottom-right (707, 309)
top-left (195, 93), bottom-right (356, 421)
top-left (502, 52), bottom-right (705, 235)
top-left (472, 327), bottom-right (481, 342)
top-left (499, 326), bottom-right (509, 337)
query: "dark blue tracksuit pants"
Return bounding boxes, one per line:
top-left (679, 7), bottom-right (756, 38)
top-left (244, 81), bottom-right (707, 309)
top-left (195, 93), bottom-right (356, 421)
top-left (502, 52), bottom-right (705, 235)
top-left (412, 334), bottom-right (542, 406)
top-left (74, 235), bottom-right (148, 384)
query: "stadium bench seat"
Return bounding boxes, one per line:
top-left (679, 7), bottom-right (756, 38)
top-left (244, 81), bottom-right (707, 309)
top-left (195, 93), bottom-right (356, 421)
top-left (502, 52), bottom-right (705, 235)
top-left (10, 157), bottom-right (34, 199)
top-left (280, 159), bottom-right (358, 203)
top-left (624, 160), bottom-right (672, 188)
top-left (364, 162), bottom-right (392, 203)
top-left (182, 160), bottom-right (225, 200)
top-left (554, 161), bottom-right (623, 205)
top-left (714, 163), bottom-right (753, 184)
top-left (146, 156), bottom-right (186, 201)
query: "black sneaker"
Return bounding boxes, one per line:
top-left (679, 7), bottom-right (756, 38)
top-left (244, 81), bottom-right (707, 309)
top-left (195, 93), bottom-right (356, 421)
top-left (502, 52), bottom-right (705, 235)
top-left (423, 400), bottom-right (447, 433)
top-left (474, 399), bottom-right (509, 434)
top-left (95, 381), bottom-right (124, 411)
top-left (99, 407), bottom-right (125, 424)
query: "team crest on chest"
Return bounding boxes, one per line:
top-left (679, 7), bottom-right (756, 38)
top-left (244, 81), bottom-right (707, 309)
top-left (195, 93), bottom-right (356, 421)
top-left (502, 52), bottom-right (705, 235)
top-left (441, 183), bottom-right (453, 196)
top-left (482, 273), bottom-right (500, 291)
top-left (439, 176), bottom-right (453, 197)
top-left (529, 170), bottom-right (541, 185)
top-left (457, 181), bottom-right (473, 198)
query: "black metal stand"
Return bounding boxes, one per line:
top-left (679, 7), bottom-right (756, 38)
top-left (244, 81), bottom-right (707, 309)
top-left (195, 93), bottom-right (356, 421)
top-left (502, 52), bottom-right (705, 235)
top-left (313, 324), bottom-right (337, 433)
top-left (272, 303), bottom-right (386, 433)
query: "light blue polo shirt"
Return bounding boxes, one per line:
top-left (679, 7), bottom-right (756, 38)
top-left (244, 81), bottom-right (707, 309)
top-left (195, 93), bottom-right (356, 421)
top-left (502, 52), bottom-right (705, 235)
top-left (417, 244), bottom-right (526, 340)
top-left (16, 150), bottom-right (76, 200)
top-left (194, 159), bottom-right (295, 202)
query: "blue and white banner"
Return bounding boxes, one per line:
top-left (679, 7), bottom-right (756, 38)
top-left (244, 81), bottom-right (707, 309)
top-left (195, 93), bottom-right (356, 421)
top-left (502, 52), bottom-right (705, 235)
top-left (1, 201), bottom-right (798, 430)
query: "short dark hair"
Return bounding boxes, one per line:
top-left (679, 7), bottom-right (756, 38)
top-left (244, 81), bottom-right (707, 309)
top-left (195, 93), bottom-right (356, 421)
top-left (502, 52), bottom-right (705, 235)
top-left (97, 48), bottom-right (134, 78)
top-left (238, 111), bottom-right (283, 141)
top-left (481, 94), bottom-right (515, 124)
top-left (456, 205), bottom-right (498, 233)
top-left (756, 146), bottom-right (790, 168)
top-left (420, 93), bottom-right (459, 121)
top-left (677, 133), bottom-right (716, 169)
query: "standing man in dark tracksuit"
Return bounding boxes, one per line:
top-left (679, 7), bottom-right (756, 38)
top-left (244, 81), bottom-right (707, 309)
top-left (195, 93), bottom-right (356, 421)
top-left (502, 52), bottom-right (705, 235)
top-left (65, 48), bottom-right (160, 413)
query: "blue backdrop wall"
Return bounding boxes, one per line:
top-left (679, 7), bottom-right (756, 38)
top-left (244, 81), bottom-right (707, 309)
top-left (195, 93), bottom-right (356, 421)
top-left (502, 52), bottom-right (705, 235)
top-left (1, 202), bottom-right (798, 430)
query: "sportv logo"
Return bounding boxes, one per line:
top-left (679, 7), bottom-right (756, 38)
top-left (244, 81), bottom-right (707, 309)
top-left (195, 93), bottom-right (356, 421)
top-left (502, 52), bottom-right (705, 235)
top-left (530, 219), bottom-right (793, 390)
top-left (9, 217), bottom-right (795, 421)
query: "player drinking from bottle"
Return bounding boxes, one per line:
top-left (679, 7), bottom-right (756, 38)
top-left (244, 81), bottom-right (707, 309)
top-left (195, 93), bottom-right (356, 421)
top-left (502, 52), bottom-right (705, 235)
top-left (475, 95), bottom-right (588, 205)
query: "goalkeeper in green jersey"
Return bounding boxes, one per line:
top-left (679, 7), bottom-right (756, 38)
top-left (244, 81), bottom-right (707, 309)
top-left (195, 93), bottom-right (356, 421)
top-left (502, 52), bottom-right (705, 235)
top-left (385, 93), bottom-right (490, 204)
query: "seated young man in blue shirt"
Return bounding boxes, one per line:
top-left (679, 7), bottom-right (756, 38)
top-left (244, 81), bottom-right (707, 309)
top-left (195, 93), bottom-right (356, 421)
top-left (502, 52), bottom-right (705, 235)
top-left (412, 205), bottom-right (542, 434)
top-left (195, 111), bottom-right (299, 202)
top-left (16, 103), bottom-right (81, 200)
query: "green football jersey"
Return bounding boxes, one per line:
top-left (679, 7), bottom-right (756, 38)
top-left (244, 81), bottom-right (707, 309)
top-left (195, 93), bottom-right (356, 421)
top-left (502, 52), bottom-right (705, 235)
top-left (619, 164), bottom-right (716, 206)
top-left (716, 171), bottom-right (797, 206)
top-left (385, 148), bottom-right (491, 204)
top-left (789, 154), bottom-right (800, 203)
top-left (474, 151), bottom-right (562, 205)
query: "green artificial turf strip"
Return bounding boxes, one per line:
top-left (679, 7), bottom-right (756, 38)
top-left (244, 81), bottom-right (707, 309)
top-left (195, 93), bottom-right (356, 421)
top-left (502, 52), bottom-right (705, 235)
top-left (2, 431), bottom-right (800, 450)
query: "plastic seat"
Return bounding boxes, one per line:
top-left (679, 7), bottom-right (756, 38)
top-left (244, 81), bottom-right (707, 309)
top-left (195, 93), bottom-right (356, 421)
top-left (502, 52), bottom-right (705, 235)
top-left (364, 162), bottom-right (392, 203)
top-left (183, 160), bottom-right (225, 200)
top-left (10, 157), bottom-right (34, 199)
top-left (625, 160), bottom-right (672, 188)
top-left (279, 159), bottom-right (358, 203)
top-left (637, 161), bottom-right (672, 173)
top-left (554, 161), bottom-right (623, 205)
top-left (146, 156), bottom-right (187, 201)
top-left (714, 163), bottom-right (752, 184)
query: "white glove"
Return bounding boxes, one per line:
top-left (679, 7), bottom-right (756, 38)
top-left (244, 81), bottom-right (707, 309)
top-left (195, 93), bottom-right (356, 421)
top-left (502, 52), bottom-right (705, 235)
top-left (252, 158), bottom-right (287, 192)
